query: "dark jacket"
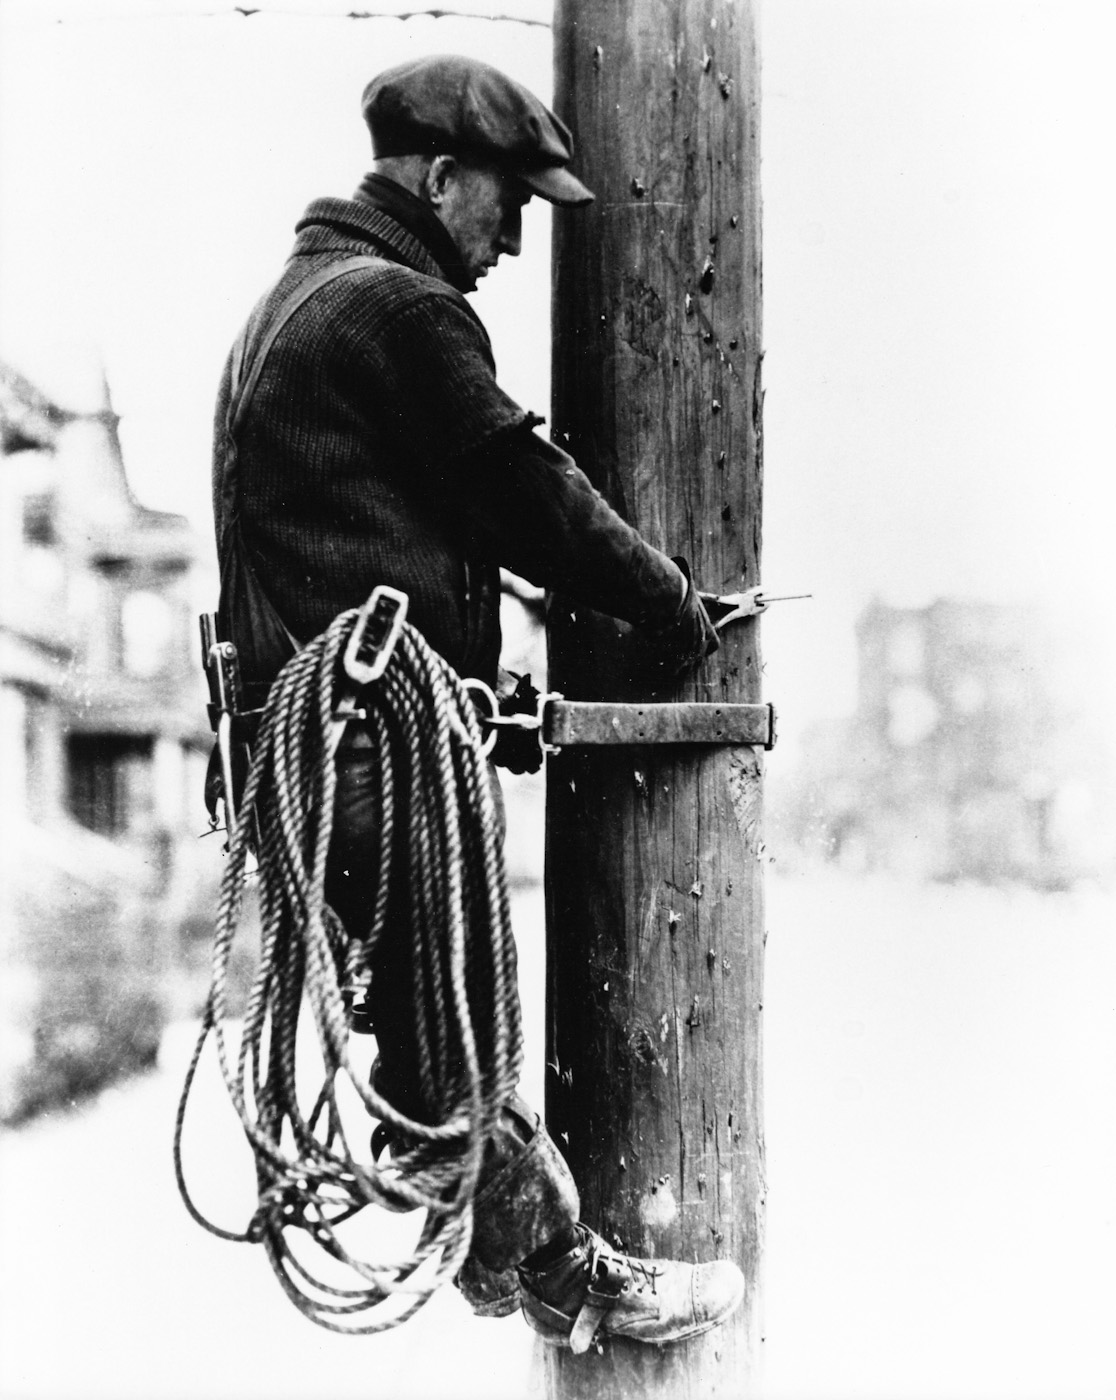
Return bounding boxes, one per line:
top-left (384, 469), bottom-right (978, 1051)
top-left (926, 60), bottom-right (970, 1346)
top-left (213, 179), bottom-right (694, 688)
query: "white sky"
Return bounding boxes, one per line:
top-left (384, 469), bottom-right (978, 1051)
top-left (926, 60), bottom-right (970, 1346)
top-left (1, 0), bottom-right (1113, 733)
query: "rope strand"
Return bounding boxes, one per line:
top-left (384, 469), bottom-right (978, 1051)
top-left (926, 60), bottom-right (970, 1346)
top-left (174, 607), bottom-right (521, 1333)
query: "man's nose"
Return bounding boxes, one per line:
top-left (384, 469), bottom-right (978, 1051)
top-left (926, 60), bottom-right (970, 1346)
top-left (497, 209), bottom-right (522, 257)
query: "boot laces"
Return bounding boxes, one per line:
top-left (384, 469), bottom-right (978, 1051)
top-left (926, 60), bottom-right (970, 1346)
top-left (588, 1233), bottom-right (663, 1297)
top-left (625, 1256), bottom-right (662, 1296)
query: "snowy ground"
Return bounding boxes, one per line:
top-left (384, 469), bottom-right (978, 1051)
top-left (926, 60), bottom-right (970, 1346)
top-left (762, 871), bottom-right (1116, 1400)
top-left (1, 870), bottom-right (1114, 1400)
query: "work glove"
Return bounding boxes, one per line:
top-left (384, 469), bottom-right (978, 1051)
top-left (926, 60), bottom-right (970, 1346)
top-left (643, 558), bottom-right (718, 679)
top-left (491, 670), bottom-right (544, 774)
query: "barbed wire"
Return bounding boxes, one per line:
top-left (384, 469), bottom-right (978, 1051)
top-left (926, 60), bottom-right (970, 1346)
top-left (1, 2), bottom-right (550, 27)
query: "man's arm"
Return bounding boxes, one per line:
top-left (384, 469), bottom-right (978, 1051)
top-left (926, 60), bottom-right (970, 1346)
top-left (361, 290), bottom-right (715, 670)
top-left (451, 425), bottom-right (716, 675)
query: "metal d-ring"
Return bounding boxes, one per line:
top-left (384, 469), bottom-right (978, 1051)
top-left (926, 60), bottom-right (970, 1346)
top-left (462, 678), bottom-right (500, 757)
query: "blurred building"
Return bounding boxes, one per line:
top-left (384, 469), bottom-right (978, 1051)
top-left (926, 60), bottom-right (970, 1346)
top-left (0, 358), bottom-right (216, 1120)
top-left (775, 597), bottom-right (1116, 886)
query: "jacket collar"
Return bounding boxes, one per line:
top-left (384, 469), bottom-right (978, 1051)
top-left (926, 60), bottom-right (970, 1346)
top-left (294, 177), bottom-right (475, 293)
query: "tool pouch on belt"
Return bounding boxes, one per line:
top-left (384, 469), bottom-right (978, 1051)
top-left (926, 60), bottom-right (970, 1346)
top-left (203, 529), bottom-right (295, 831)
top-left (215, 522), bottom-right (299, 689)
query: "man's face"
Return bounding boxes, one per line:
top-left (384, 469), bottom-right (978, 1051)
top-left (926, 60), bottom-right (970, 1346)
top-left (435, 161), bottom-right (531, 284)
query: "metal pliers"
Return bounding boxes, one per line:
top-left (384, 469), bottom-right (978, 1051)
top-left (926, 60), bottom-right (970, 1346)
top-left (700, 587), bottom-right (812, 631)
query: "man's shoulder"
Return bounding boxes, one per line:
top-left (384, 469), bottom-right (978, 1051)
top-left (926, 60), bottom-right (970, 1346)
top-left (337, 269), bottom-right (497, 371)
top-left (339, 254), bottom-right (464, 309)
top-left (282, 243), bottom-right (478, 335)
top-left (323, 259), bottom-right (490, 361)
top-left (264, 196), bottom-right (493, 356)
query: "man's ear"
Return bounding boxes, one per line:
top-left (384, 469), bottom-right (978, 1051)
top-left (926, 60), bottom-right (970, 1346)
top-left (424, 154), bottom-right (459, 208)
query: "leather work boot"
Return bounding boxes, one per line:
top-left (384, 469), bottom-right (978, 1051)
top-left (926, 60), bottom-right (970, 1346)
top-left (517, 1225), bottom-right (745, 1354)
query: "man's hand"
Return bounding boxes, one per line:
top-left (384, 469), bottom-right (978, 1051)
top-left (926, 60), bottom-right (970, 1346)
top-left (642, 559), bottom-right (718, 679)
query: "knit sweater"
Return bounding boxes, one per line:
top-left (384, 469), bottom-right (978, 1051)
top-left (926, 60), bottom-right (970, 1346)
top-left (212, 181), bottom-right (688, 687)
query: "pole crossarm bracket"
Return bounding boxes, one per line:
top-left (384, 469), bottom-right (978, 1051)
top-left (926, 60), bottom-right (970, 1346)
top-left (542, 699), bottom-right (776, 751)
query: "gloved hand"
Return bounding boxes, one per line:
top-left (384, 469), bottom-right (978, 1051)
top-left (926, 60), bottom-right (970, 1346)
top-left (643, 558), bottom-right (718, 678)
top-left (491, 670), bottom-right (544, 774)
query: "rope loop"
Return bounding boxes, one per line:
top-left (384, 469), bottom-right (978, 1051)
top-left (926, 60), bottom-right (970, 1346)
top-left (174, 608), bottom-right (522, 1333)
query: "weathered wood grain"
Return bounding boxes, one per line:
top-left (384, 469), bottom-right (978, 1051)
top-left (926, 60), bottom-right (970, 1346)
top-left (544, 2), bottom-right (765, 1396)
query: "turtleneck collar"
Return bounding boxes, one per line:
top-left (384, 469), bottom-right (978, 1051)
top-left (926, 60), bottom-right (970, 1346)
top-left (352, 173), bottom-right (476, 294)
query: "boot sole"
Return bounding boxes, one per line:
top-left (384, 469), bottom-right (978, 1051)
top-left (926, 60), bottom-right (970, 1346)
top-left (524, 1309), bottom-right (733, 1350)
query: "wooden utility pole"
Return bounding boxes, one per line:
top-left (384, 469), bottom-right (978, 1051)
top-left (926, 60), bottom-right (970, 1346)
top-left (544, 2), bottom-right (764, 1397)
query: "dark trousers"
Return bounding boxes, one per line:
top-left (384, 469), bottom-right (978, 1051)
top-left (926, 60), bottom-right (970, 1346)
top-left (324, 725), bottom-right (579, 1306)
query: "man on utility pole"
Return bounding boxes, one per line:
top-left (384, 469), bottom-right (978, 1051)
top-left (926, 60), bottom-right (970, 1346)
top-left (201, 51), bottom-right (747, 1355)
top-left (545, 2), bottom-right (766, 1396)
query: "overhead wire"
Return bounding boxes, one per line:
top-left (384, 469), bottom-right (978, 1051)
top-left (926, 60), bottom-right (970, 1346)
top-left (0, 3), bottom-right (549, 28)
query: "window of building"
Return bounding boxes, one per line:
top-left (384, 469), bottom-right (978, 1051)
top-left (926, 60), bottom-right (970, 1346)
top-left (66, 732), bottom-right (153, 836)
top-left (121, 590), bottom-right (174, 678)
top-left (887, 683), bottom-right (940, 748)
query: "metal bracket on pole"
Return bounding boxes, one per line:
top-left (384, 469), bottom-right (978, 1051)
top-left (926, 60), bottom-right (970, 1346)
top-left (541, 698), bottom-right (776, 751)
top-left (476, 695), bottom-right (776, 755)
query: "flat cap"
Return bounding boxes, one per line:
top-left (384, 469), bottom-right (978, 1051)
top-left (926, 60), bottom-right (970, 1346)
top-left (362, 54), bottom-right (593, 208)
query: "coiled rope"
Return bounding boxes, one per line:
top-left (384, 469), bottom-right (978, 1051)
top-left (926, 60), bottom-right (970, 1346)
top-left (174, 607), bottom-right (522, 1333)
